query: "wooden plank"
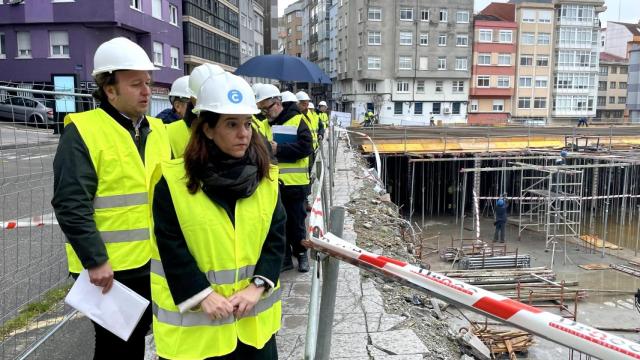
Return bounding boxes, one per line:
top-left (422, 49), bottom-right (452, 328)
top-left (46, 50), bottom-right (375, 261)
top-left (579, 263), bottom-right (611, 270)
top-left (580, 234), bottom-right (622, 250)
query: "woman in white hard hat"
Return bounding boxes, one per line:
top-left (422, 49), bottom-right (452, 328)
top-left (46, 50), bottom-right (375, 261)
top-left (151, 71), bottom-right (285, 359)
top-left (157, 76), bottom-right (191, 124)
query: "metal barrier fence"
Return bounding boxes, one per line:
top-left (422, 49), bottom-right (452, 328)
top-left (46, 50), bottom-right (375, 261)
top-left (0, 84), bottom-right (169, 359)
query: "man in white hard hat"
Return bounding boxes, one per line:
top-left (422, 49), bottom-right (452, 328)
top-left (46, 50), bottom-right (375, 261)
top-left (317, 100), bottom-right (329, 139)
top-left (295, 91), bottom-right (319, 151)
top-left (256, 84), bottom-right (313, 272)
top-left (52, 37), bottom-right (171, 358)
top-left (157, 75), bottom-right (191, 124)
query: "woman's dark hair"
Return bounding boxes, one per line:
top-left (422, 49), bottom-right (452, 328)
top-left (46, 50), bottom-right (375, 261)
top-left (92, 71), bottom-right (118, 102)
top-left (184, 111), bottom-right (272, 194)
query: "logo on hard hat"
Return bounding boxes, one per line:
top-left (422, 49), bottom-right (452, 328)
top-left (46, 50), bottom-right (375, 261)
top-left (228, 90), bottom-right (243, 104)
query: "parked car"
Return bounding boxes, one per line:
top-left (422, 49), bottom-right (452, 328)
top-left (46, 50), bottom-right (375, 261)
top-left (0, 96), bottom-right (55, 127)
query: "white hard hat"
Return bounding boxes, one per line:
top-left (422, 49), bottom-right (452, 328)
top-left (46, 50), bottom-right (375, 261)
top-left (92, 37), bottom-right (157, 77)
top-left (295, 91), bottom-right (311, 101)
top-left (251, 83), bottom-right (264, 98)
top-left (255, 84), bottom-right (281, 103)
top-left (308, 102), bottom-right (315, 109)
top-left (169, 76), bottom-right (191, 99)
top-left (318, 101), bottom-right (327, 107)
top-left (189, 63), bottom-right (225, 98)
top-left (280, 91), bottom-right (298, 103)
top-left (194, 71), bottom-right (260, 115)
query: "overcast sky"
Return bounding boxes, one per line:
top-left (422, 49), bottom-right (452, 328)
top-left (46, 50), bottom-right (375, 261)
top-left (277, 0), bottom-right (639, 26)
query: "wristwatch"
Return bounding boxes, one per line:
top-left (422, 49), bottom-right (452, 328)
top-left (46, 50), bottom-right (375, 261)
top-left (252, 277), bottom-right (268, 289)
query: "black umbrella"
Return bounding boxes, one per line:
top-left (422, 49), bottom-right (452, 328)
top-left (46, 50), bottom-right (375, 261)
top-left (234, 54), bottom-right (331, 84)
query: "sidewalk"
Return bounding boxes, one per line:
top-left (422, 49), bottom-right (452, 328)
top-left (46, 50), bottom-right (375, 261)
top-left (0, 123), bottom-right (58, 150)
top-left (276, 139), bottom-right (432, 359)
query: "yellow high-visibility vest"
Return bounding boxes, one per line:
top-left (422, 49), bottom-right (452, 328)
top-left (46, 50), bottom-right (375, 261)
top-left (302, 110), bottom-right (320, 150)
top-left (63, 109), bottom-right (171, 273)
top-left (151, 160), bottom-right (281, 359)
top-left (166, 119), bottom-right (190, 158)
top-left (318, 111), bottom-right (329, 129)
top-left (275, 114), bottom-right (310, 185)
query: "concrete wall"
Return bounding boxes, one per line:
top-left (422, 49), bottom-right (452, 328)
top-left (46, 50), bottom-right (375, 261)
top-left (604, 22), bottom-right (633, 59)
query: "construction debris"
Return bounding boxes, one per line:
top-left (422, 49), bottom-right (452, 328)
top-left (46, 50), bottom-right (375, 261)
top-left (471, 325), bottom-right (534, 359)
top-left (441, 267), bottom-right (556, 286)
top-left (580, 234), bottom-right (622, 250)
top-left (456, 328), bottom-right (491, 360)
top-left (611, 264), bottom-right (640, 278)
top-left (579, 263), bottom-right (611, 270)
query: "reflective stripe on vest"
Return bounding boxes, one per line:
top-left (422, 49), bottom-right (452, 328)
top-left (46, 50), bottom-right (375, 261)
top-left (277, 114), bottom-right (310, 186)
top-left (166, 119), bottom-right (190, 159)
top-left (151, 160), bottom-right (281, 359)
top-left (63, 109), bottom-right (170, 273)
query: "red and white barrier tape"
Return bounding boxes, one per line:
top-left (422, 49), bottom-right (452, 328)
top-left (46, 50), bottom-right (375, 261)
top-left (2, 213), bottom-right (57, 229)
top-left (312, 232), bottom-right (640, 360)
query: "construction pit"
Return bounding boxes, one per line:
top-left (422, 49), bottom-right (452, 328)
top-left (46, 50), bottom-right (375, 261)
top-left (347, 125), bottom-right (640, 359)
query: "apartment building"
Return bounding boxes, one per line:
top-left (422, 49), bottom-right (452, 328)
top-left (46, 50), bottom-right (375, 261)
top-left (334, 0), bottom-right (473, 124)
top-left (280, 0), bottom-right (304, 57)
top-left (307, 0), bottom-right (332, 100)
top-left (596, 52), bottom-right (628, 122)
top-left (468, 4), bottom-right (517, 125)
top-left (510, 0), bottom-right (555, 124)
top-left (603, 21), bottom-right (640, 59)
top-left (239, 0), bottom-right (265, 64)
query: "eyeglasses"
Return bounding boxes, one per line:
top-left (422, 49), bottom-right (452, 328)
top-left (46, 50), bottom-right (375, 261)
top-left (259, 100), bottom-right (277, 113)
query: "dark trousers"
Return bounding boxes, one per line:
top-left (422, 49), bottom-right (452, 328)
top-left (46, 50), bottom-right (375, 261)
top-left (280, 184), bottom-right (308, 261)
top-left (160, 336), bottom-right (277, 360)
top-left (494, 222), bottom-right (506, 242)
top-left (92, 274), bottom-right (152, 360)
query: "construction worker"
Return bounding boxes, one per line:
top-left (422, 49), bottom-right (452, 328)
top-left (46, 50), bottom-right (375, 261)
top-left (165, 63), bottom-right (224, 158)
top-left (317, 100), bottom-right (329, 140)
top-left (363, 111), bottom-right (374, 127)
top-left (151, 71), bottom-right (285, 359)
top-left (51, 37), bottom-right (171, 358)
top-left (156, 76), bottom-right (190, 124)
top-left (296, 91), bottom-right (319, 151)
top-left (256, 84), bottom-right (313, 272)
top-left (250, 83), bottom-right (269, 137)
top-left (494, 198), bottom-right (508, 243)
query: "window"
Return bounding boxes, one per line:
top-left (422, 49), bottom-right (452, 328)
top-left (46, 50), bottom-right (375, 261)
top-left (598, 81), bottom-right (607, 91)
top-left (456, 11), bottom-right (469, 23)
top-left (611, 66), bottom-right (618, 74)
top-left (0, 33), bottom-right (5, 59)
top-left (597, 96), bottom-right (606, 106)
top-left (421, 9), bottom-right (429, 21)
top-left (470, 100), bottom-right (478, 111)
top-left (535, 76), bottom-right (548, 88)
top-left (518, 97), bottom-right (531, 108)
top-left (498, 54), bottom-right (511, 66)
top-left (609, 96), bottom-right (616, 104)
top-left (537, 33), bottom-right (551, 45)
top-left (538, 10), bottom-right (552, 23)
top-left (438, 34), bottom-right (447, 46)
top-left (456, 35), bottom-right (468, 47)
top-left (499, 30), bottom-right (512, 43)
top-left (439, 9), bottom-right (448, 22)
top-left (368, 56), bottom-right (381, 70)
top-left (519, 76), bottom-right (532, 87)
top-left (419, 57), bottom-right (428, 70)
top-left (621, 67), bottom-right (628, 75)
top-left (520, 55), bottom-right (533, 66)
top-left (397, 81), bottom-right (410, 92)
top-left (452, 102), bottom-right (461, 115)
top-left (419, 33), bottom-right (429, 46)
top-left (416, 80), bottom-right (425, 93)
top-left (152, 0), bottom-right (161, 19)
top-left (536, 56), bottom-right (549, 66)
top-left (368, 31), bottom-right (381, 45)
top-left (435, 81), bottom-right (443, 93)
top-left (534, 97), bottom-right (547, 108)
top-left (497, 76), bottom-right (510, 88)
top-left (599, 66), bottom-right (608, 76)
top-left (610, 81), bottom-right (616, 89)
top-left (433, 102), bottom-right (442, 114)
top-left (357, 57), bottom-right (362, 70)
top-left (477, 76), bottom-right (490, 87)
top-left (400, 31), bottom-right (412, 46)
top-left (16, 32), bottom-right (31, 58)
top-left (437, 57), bottom-right (446, 70)
top-left (358, 9), bottom-right (363, 22)
top-left (130, 0), bottom-right (141, 11)
top-left (170, 4), bottom-right (178, 25)
top-left (399, 56), bottom-right (412, 70)
top-left (493, 100), bottom-right (504, 112)
top-left (400, 8), bottom-right (413, 21)
top-left (153, 41), bottom-right (163, 66)
top-left (478, 53), bottom-right (491, 65)
top-left (368, 7), bottom-right (381, 21)
top-left (414, 102), bottom-right (423, 115)
top-left (167, 46), bottom-right (179, 69)
top-left (479, 29), bottom-right (492, 42)
top-left (452, 80), bottom-right (464, 93)
top-left (49, 31), bottom-right (69, 57)
top-left (358, 33), bottom-right (362, 47)
top-left (455, 57), bottom-right (467, 70)
top-left (365, 81), bottom-right (377, 92)
top-left (394, 102), bottom-right (403, 115)
top-left (521, 32), bottom-right (535, 45)
top-left (522, 9), bottom-right (535, 22)
top-left (619, 97), bottom-right (627, 104)
top-left (620, 82), bottom-right (627, 90)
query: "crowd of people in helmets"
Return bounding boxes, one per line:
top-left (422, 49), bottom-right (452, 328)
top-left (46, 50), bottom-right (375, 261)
top-left (51, 36), bottom-right (330, 359)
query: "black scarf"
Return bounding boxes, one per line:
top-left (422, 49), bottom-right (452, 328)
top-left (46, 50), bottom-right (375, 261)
top-left (199, 140), bottom-right (259, 200)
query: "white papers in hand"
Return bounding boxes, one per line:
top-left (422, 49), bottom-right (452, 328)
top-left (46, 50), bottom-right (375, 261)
top-left (64, 270), bottom-right (150, 341)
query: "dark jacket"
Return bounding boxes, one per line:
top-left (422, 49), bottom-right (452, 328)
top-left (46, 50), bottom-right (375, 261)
top-left (271, 102), bottom-right (313, 163)
top-left (495, 205), bottom-right (508, 223)
top-left (156, 108), bottom-right (181, 124)
top-left (152, 176), bottom-right (287, 304)
top-left (51, 100), bottom-right (154, 279)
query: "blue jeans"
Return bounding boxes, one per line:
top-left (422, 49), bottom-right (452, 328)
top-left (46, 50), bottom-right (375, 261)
top-left (494, 222), bottom-right (506, 242)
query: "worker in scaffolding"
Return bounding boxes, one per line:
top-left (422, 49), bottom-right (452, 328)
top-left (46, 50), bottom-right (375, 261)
top-left (494, 198), bottom-right (507, 243)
